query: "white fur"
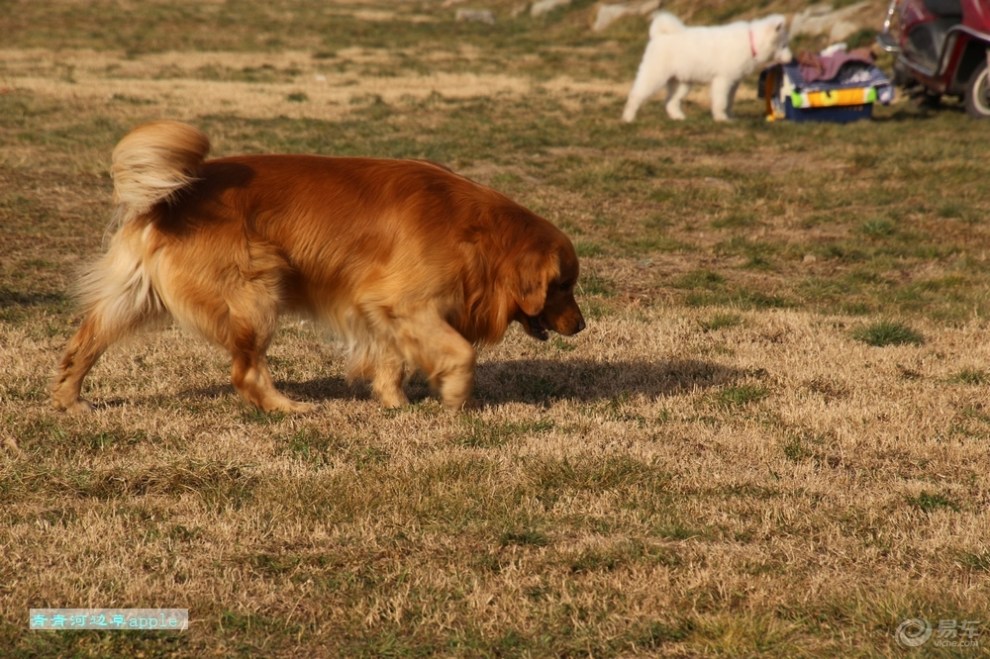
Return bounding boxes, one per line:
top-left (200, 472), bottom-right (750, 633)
top-left (622, 12), bottom-right (792, 122)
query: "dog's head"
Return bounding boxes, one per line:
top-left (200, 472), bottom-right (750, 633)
top-left (509, 230), bottom-right (585, 342)
top-left (753, 14), bottom-right (792, 66)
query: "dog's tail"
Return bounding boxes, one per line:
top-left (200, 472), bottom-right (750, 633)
top-left (53, 121), bottom-right (210, 409)
top-left (648, 11), bottom-right (685, 39)
top-left (110, 120), bottom-right (210, 227)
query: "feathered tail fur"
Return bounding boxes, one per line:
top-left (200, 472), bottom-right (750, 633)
top-left (52, 122), bottom-right (210, 412)
top-left (109, 120), bottom-right (210, 227)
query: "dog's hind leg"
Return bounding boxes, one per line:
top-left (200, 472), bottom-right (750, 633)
top-left (228, 336), bottom-right (313, 414)
top-left (52, 309), bottom-right (156, 413)
top-left (665, 80), bottom-right (690, 120)
top-left (622, 56), bottom-right (668, 123)
top-left (160, 243), bottom-right (314, 414)
top-left (622, 91), bottom-right (648, 123)
top-left (203, 298), bottom-right (313, 414)
top-left (219, 295), bottom-right (314, 415)
top-left (52, 230), bottom-right (164, 412)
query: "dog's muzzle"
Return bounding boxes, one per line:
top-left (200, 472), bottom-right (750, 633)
top-left (523, 312), bottom-right (586, 341)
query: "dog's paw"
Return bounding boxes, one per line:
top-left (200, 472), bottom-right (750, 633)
top-left (376, 389), bottom-right (410, 409)
top-left (53, 398), bottom-right (94, 414)
top-left (284, 400), bottom-right (316, 414)
top-left (439, 394), bottom-right (476, 413)
top-left (262, 397), bottom-right (316, 414)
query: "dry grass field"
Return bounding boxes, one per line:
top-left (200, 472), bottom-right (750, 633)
top-left (3, 0), bottom-right (990, 656)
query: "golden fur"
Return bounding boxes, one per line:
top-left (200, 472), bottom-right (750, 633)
top-left (52, 121), bottom-right (585, 413)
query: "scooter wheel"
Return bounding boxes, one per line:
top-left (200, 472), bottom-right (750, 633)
top-left (964, 61), bottom-right (990, 118)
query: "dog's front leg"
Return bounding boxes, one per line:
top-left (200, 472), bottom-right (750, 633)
top-left (710, 77), bottom-right (738, 121)
top-left (391, 310), bottom-right (476, 410)
top-left (370, 351), bottom-right (409, 409)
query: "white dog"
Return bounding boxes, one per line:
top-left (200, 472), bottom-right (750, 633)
top-left (622, 12), bottom-right (792, 122)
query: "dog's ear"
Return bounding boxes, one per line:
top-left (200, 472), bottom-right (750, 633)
top-left (511, 250), bottom-right (556, 317)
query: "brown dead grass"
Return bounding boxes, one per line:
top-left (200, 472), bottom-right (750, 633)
top-left (3, 1), bottom-right (990, 656)
top-left (0, 43), bottom-right (749, 123)
top-left (4, 307), bottom-right (990, 654)
top-left (1, 48), bottom-right (541, 121)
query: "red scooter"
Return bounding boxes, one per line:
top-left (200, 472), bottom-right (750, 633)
top-left (878, 0), bottom-right (990, 117)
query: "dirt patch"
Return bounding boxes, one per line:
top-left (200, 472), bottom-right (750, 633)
top-left (2, 48), bottom-right (540, 120)
top-left (1, 46), bottom-right (754, 122)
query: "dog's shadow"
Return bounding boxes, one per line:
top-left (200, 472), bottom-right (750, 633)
top-left (475, 358), bottom-right (747, 405)
top-left (108, 358), bottom-right (748, 411)
top-left (280, 357), bottom-right (749, 408)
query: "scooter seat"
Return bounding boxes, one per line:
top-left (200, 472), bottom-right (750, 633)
top-left (923, 0), bottom-right (962, 19)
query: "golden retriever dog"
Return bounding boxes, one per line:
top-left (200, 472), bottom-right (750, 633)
top-left (52, 121), bottom-right (585, 413)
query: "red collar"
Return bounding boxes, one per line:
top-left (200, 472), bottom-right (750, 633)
top-left (749, 27), bottom-right (757, 58)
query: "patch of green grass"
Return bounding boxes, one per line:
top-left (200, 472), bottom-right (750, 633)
top-left (652, 522), bottom-right (706, 541)
top-left (674, 269), bottom-right (725, 290)
top-left (907, 491), bottom-right (959, 513)
top-left (711, 210), bottom-right (759, 229)
top-left (568, 547), bottom-right (622, 573)
top-left (622, 233), bottom-right (692, 255)
top-left (241, 407), bottom-right (287, 424)
top-left (575, 241), bottom-right (605, 257)
top-left (714, 384), bottom-right (769, 408)
top-left (282, 428), bottom-right (344, 466)
top-left (8, 628), bottom-right (189, 658)
top-left (525, 453), bottom-right (669, 492)
top-left (631, 618), bottom-right (698, 648)
top-left (685, 287), bottom-right (794, 310)
top-left (715, 237), bottom-right (778, 269)
top-left (859, 217), bottom-right (897, 238)
top-left (456, 417), bottom-right (554, 449)
top-left (579, 271), bottom-right (616, 297)
top-left (79, 429), bottom-right (149, 453)
top-left (852, 320), bottom-right (925, 347)
top-left (499, 528), bottom-right (550, 548)
top-left (781, 436), bottom-right (812, 462)
top-left (219, 610), bottom-right (303, 638)
top-left (950, 369), bottom-right (990, 385)
top-left (699, 312), bottom-right (743, 332)
top-left (957, 549), bottom-right (990, 572)
top-left (565, 540), bottom-right (680, 575)
top-left (565, 158), bottom-right (661, 197)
